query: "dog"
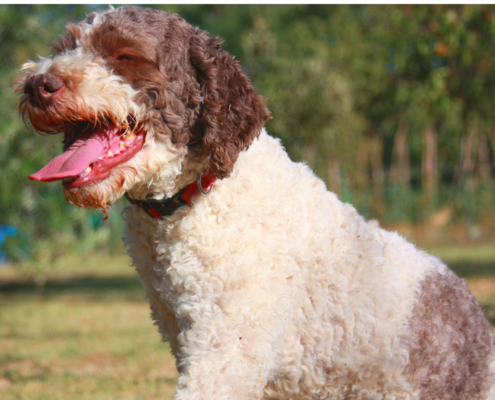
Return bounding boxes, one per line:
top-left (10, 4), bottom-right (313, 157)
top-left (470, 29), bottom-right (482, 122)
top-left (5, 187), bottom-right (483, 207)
top-left (17, 6), bottom-right (495, 399)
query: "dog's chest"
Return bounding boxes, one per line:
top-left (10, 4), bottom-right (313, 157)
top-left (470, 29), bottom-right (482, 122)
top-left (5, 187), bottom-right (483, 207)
top-left (124, 206), bottom-right (199, 295)
top-left (123, 203), bottom-right (229, 331)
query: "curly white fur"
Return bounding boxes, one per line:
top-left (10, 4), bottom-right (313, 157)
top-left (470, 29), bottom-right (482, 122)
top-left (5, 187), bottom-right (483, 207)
top-left (123, 130), bottom-right (495, 399)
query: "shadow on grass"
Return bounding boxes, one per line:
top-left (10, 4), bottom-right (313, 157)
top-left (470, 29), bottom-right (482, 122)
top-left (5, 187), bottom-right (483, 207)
top-left (1, 260), bottom-right (494, 303)
top-left (448, 260), bottom-right (495, 279)
top-left (447, 260), bottom-right (495, 326)
top-left (0, 274), bottom-right (146, 302)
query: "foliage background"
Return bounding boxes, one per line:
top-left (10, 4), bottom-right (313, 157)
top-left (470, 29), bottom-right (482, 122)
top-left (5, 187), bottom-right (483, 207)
top-left (2, 5), bottom-right (495, 278)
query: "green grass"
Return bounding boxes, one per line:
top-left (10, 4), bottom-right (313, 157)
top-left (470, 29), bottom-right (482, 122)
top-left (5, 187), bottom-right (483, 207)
top-left (0, 253), bottom-right (177, 400)
top-left (1, 246), bottom-right (495, 399)
top-left (424, 244), bottom-right (495, 279)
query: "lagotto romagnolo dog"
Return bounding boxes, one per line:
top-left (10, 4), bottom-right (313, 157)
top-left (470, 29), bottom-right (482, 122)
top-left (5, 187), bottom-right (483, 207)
top-left (16, 6), bottom-right (495, 400)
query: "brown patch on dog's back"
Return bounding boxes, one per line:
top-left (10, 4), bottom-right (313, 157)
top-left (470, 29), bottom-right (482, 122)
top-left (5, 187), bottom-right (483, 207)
top-left (405, 269), bottom-right (495, 399)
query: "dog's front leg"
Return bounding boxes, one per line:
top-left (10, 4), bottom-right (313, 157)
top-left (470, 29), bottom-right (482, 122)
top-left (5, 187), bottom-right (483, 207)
top-left (174, 347), bottom-right (268, 400)
top-left (171, 300), bottom-right (277, 400)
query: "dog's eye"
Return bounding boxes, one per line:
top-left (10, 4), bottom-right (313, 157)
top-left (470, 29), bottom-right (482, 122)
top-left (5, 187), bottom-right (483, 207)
top-left (116, 54), bottom-right (134, 62)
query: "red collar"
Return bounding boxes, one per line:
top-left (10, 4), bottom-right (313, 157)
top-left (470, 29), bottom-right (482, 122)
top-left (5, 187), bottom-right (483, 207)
top-left (125, 169), bottom-right (217, 219)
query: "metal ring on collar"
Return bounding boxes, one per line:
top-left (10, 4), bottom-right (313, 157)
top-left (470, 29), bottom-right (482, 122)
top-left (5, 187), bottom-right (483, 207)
top-left (197, 173), bottom-right (214, 195)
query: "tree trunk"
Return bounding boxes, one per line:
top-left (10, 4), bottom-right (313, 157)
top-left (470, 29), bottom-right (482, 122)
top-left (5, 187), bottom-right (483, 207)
top-left (421, 127), bottom-right (438, 193)
top-left (389, 122), bottom-right (411, 186)
top-left (488, 127), bottom-right (495, 175)
top-left (455, 129), bottom-right (475, 183)
top-left (327, 159), bottom-right (341, 195)
top-left (370, 133), bottom-right (385, 199)
top-left (478, 134), bottom-right (491, 181)
top-left (355, 142), bottom-right (370, 188)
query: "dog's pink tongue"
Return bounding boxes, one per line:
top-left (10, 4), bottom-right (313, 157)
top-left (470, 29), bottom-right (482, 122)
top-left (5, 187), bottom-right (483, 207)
top-left (29, 135), bottom-right (107, 182)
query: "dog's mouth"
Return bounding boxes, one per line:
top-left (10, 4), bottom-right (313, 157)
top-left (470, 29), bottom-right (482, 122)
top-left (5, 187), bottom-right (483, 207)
top-left (28, 121), bottom-right (145, 188)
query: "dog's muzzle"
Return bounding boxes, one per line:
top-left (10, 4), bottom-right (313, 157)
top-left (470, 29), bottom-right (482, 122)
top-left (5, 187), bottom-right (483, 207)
top-left (24, 73), bottom-right (64, 109)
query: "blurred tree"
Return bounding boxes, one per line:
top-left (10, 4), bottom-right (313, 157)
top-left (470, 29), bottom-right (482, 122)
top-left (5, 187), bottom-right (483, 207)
top-left (0, 5), bottom-right (124, 282)
top-left (2, 5), bottom-right (495, 274)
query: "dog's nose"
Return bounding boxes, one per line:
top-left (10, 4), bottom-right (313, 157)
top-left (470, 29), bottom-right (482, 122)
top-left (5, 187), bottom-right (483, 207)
top-left (24, 73), bottom-right (64, 108)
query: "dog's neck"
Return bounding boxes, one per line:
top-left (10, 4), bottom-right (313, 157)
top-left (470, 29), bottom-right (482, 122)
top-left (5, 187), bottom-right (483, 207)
top-left (124, 169), bottom-right (216, 219)
top-left (125, 138), bottom-right (208, 195)
top-left (123, 142), bottom-right (213, 218)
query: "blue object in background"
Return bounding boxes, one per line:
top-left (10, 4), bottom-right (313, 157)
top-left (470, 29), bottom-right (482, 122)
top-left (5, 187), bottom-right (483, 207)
top-left (0, 225), bottom-right (18, 264)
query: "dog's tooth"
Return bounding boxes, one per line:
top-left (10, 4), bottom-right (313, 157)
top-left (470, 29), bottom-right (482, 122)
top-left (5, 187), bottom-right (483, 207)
top-left (85, 167), bottom-right (92, 174)
top-left (119, 141), bottom-right (125, 149)
top-left (107, 150), bottom-right (114, 157)
top-left (123, 133), bottom-right (135, 141)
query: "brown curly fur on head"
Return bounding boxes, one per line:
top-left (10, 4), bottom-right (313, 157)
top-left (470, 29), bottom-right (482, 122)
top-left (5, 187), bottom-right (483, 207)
top-left (93, 7), bottom-right (272, 179)
top-left (188, 28), bottom-right (272, 179)
top-left (50, 23), bottom-right (83, 54)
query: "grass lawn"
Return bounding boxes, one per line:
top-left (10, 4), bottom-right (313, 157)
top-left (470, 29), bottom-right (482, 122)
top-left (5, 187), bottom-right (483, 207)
top-left (1, 245), bottom-right (495, 399)
top-left (0, 253), bottom-right (177, 400)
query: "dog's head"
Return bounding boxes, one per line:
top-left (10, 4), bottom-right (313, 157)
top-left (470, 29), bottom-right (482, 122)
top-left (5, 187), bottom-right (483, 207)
top-left (16, 6), bottom-right (270, 212)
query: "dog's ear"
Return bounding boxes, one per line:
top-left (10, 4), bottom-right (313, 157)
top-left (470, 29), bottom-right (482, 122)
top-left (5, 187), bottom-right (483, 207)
top-left (188, 28), bottom-right (271, 179)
